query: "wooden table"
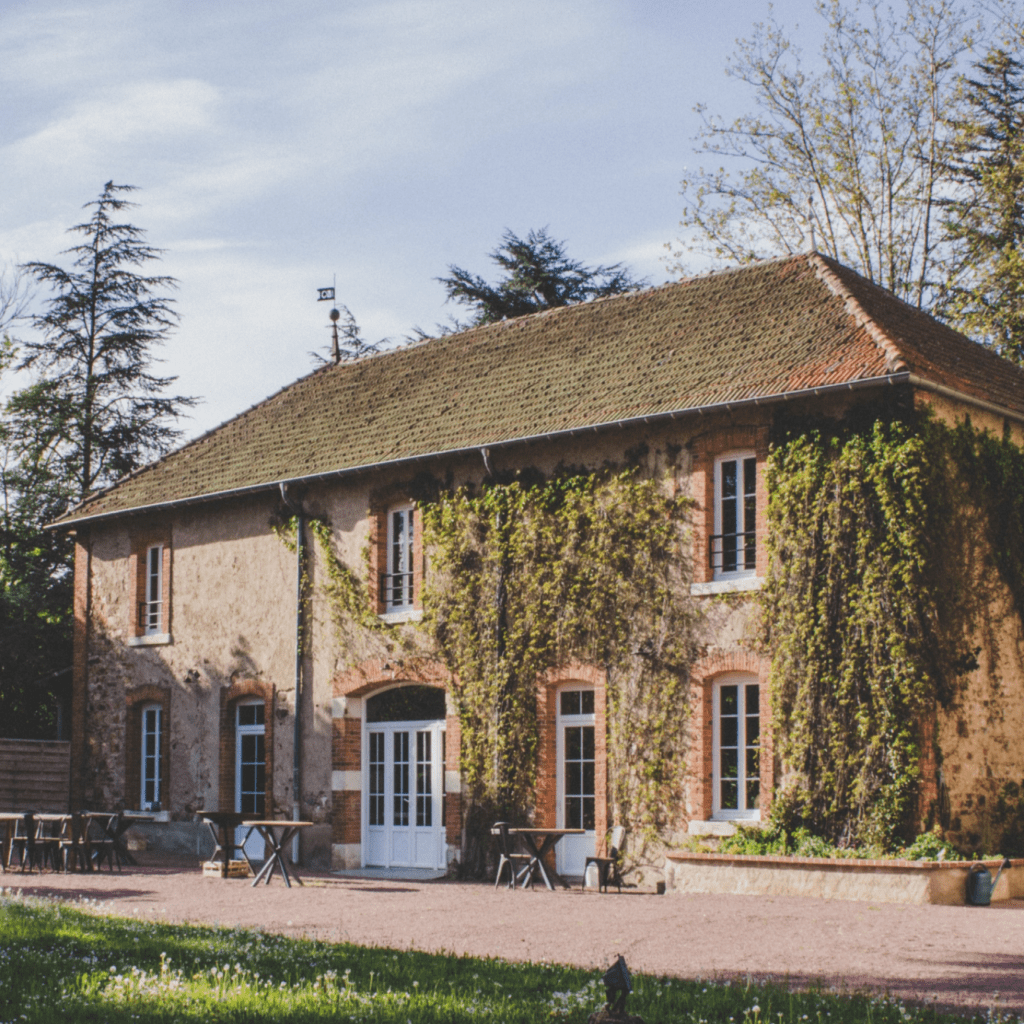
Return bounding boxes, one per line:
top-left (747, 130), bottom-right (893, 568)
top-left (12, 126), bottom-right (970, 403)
top-left (201, 812), bottom-right (253, 878)
top-left (107, 812), bottom-right (153, 866)
top-left (2, 813), bottom-right (76, 872)
top-left (35, 813), bottom-right (75, 871)
top-left (81, 811), bottom-right (146, 870)
top-left (241, 820), bottom-right (314, 888)
top-left (0, 812), bottom-right (122, 873)
top-left (490, 827), bottom-right (585, 890)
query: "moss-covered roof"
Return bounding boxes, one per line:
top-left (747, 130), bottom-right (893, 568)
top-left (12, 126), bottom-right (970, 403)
top-left (57, 252), bottom-right (1024, 526)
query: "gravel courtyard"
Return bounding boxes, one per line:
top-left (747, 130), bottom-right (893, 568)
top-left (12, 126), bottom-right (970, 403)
top-left (5, 861), bottom-right (1023, 1014)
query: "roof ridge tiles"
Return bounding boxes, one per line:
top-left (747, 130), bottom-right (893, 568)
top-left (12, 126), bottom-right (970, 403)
top-left (424, 250), bottom-right (811, 338)
top-left (807, 252), bottom-right (907, 372)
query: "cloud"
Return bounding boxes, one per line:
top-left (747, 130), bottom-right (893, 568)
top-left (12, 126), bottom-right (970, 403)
top-left (0, 0), bottom-right (782, 437)
top-left (7, 79), bottom-right (222, 166)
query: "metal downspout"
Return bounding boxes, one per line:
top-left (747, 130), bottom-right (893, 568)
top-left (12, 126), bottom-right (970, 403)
top-left (293, 509), bottom-right (303, 861)
top-left (280, 483), bottom-right (303, 863)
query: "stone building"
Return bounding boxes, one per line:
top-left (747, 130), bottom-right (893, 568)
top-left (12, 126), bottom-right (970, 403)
top-left (55, 252), bottom-right (1024, 872)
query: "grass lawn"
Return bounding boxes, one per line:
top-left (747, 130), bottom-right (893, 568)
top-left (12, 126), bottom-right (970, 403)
top-left (0, 889), bottom-right (1020, 1023)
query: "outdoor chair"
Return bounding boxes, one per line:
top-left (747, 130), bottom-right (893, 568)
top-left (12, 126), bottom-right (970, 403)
top-left (21, 814), bottom-right (61, 872)
top-left (7, 813), bottom-right (34, 871)
top-left (87, 812), bottom-right (124, 873)
top-left (493, 822), bottom-right (535, 890)
top-left (57, 813), bottom-right (88, 873)
top-left (583, 825), bottom-right (625, 893)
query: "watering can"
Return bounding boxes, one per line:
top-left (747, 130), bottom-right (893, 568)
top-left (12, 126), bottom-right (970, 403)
top-left (966, 858), bottom-right (1012, 905)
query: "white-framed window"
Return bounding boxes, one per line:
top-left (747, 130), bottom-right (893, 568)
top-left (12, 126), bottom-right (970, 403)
top-left (141, 544), bottom-right (163, 634)
top-left (712, 674), bottom-right (761, 820)
top-left (383, 504), bottom-right (415, 612)
top-left (712, 453), bottom-right (757, 579)
top-left (235, 700), bottom-right (266, 818)
top-left (140, 703), bottom-right (162, 811)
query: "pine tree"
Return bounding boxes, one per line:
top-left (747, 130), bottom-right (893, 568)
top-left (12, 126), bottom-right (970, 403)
top-left (940, 48), bottom-right (1024, 363)
top-left (11, 181), bottom-right (195, 503)
top-left (438, 228), bottom-right (645, 329)
top-left (0, 182), bottom-right (194, 737)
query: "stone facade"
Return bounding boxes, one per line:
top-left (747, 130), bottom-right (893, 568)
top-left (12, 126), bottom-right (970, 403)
top-left (66, 381), bottom-right (1024, 868)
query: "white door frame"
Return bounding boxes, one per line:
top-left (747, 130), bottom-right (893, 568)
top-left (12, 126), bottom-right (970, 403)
top-left (234, 698), bottom-right (266, 858)
top-left (711, 672), bottom-right (761, 821)
top-left (140, 702), bottom-right (162, 811)
top-left (362, 718), bottom-right (445, 869)
top-left (555, 685), bottom-right (597, 876)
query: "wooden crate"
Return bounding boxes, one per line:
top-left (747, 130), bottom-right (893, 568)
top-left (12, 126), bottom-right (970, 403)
top-left (201, 859), bottom-right (252, 879)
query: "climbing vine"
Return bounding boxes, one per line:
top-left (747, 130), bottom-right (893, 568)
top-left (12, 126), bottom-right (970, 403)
top-left (421, 468), bottom-right (702, 865)
top-left (274, 517), bottom-right (376, 626)
top-left (307, 518), bottom-right (385, 634)
top-left (761, 413), bottom-right (1024, 850)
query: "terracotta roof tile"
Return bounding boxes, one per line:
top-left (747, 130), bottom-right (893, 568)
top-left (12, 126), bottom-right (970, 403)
top-left (57, 253), bottom-right (1024, 524)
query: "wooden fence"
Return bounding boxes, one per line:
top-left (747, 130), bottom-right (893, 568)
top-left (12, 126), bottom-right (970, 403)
top-left (0, 739), bottom-right (70, 812)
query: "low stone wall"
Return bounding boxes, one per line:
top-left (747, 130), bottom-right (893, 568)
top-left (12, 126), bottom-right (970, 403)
top-left (663, 851), bottom-right (1024, 905)
top-left (120, 820), bottom-right (332, 869)
top-left (122, 821), bottom-right (216, 860)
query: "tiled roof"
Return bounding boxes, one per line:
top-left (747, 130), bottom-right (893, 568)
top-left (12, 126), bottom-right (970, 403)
top-left (57, 252), bottom-right (1024, 525)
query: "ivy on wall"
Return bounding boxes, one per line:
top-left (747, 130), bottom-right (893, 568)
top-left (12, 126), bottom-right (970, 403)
top-left (761, 413), bottom-right (1024, 850)
top-left (274, 514), bottom-right (406, 661)
top-left (421, 469), bottom-right (703, 863)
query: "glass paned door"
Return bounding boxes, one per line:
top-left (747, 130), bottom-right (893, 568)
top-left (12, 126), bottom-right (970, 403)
top-left (713, 676), bottom-right (761, 819)
top-left (365, 719), bottom-right (444, 869)
top-left (416, 730), bottom-right (433, 827)
top-left (715, 455), bottom-right (757, 577)
top-left (141, 705), bottom-right (161, 810)
top-left (556, 688), bottom-right (597, 877)
top-left (234, 700), bottom-right (266, 859)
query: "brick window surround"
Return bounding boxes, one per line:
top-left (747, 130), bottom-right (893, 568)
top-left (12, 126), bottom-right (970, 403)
top-left (690, 424), bottom-right (769, 585)
top-left (129, 528), bottom-right (172, 637)
top-left (535, 663), bottom-right (608, 852)
top-left (125, 685), bottom-right (170, 811)
top-left (218, 680), bottom-right (275, 814)
top-left (330, 659), bottom-right (455, 850)
top-left (367, 494), bottom-right (424, 616)
top-left (688, 652), bottom-right (773, 823)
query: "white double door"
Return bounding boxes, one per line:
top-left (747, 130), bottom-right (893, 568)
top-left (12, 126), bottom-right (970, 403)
top-left (364, 720), bottom-right (445, 869)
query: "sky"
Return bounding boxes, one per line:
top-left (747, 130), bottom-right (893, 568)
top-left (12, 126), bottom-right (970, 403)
top-left (1, 0), bottom-right (826, 440)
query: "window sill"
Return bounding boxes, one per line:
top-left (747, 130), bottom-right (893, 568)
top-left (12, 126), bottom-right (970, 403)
top-left (125, 809), bottom-right (171, 823)
top-left (377, 608), bottom-right (423, 625)
top-left (127, 633), bottom-right (172, 647)
top-left (690, 576), bottom-right (763, 596)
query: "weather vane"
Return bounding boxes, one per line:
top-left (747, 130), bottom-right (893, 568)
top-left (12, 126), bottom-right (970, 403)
top-left (317, 275), bottom-right (342, 364)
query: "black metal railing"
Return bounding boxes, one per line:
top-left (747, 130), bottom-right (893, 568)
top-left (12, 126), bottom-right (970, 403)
top-left (137, 600), bottom-right (162, 632)
top-left (380, 571), bottom-right (414, 610)
top-left (708, 531), bottom-right (756, 576)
